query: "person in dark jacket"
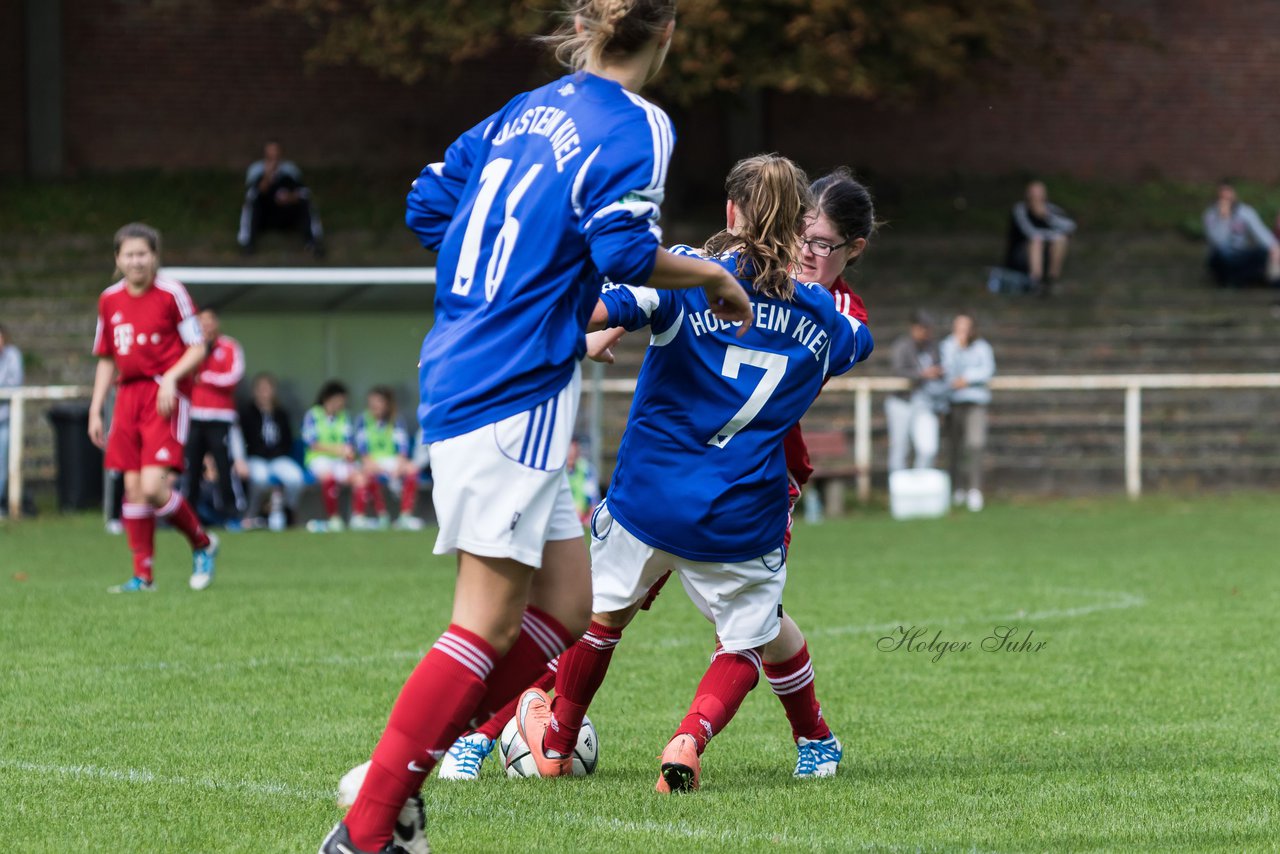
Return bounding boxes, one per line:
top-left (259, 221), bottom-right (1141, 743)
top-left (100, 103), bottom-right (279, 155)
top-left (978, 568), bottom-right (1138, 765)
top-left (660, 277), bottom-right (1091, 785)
top-left (1006, 180), bottom-right (1075, 295)
top-left (237, 372), bottom-right (304, 530)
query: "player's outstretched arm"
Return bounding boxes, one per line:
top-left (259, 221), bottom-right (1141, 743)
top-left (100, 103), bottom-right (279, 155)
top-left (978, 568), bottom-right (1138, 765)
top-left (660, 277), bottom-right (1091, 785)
top-left (647, 249), bottom-right (752, 335)
top-left (87, 357), bottom-right (116, 449)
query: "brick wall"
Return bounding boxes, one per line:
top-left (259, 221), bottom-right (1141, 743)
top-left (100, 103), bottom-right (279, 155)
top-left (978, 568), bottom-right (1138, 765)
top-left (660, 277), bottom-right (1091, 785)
top-left (770, 0), bottom-right (1280, 181)
top-left (58, 0), bottom-right (541, 173)
top-left (9, 0), bottom-right (1280, 180)
top-left (0, 1), bottom-right (25, 173)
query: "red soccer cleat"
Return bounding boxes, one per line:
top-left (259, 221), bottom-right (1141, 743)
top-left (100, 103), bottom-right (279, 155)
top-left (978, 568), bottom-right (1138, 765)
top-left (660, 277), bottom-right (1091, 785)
top-left (654, 734), bottom-right (701, 793)
top-left (516, 688), bottom-right (573, 778)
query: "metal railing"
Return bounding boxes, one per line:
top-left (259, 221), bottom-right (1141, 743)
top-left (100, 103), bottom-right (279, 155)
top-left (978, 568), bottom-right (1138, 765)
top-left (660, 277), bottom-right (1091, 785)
top-left (585, 372), bottom-right (1280, 502)
top-left (7, 373), bottom-right (1280, 519)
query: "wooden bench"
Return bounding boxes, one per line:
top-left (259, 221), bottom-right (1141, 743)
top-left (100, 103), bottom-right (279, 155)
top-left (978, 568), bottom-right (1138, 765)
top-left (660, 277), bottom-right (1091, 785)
top-left (805, 429), bottom-right (860, 518)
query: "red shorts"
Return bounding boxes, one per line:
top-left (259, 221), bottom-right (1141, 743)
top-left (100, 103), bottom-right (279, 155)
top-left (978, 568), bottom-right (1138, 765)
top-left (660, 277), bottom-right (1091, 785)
top-left (105, 380), bottom-right (190, 473)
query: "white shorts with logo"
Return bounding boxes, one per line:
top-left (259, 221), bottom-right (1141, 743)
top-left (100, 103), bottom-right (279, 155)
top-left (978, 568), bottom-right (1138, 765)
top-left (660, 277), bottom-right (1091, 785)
top-left (588, 501), bottom-right (787, 651)
top-left (429, 367), bottom-right (583, 568)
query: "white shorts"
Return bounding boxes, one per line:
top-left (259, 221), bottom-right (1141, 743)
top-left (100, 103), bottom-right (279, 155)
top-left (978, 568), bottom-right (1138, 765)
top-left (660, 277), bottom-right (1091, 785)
top-left (308, 457), bottom-right (354, 483)
top-left (429, 367), bottom-right (583, 568)
top-left (368, 456), bottom-right (407, 479)
top-left (589, 501), bottom-right (786, 651)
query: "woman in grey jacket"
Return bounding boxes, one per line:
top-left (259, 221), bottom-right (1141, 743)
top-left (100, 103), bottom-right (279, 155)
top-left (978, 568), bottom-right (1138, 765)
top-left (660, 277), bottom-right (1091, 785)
top-left (940, 313), bottom-right (996, 511)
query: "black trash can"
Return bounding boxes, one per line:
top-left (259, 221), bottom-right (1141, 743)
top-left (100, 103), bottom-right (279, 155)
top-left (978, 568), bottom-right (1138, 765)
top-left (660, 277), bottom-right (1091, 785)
top-left (47, 404), bottom-right (103, 511)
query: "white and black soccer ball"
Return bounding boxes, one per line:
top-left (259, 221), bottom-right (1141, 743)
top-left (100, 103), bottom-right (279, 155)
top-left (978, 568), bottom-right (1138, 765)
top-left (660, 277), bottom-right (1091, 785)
top-left (499, 714), bottom-right (598, 777)
top-left (337, 760), bottom-right (371, 808)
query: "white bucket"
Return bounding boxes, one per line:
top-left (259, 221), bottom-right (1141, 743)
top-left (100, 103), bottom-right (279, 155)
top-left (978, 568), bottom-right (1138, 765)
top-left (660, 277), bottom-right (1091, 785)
top-left (888, 468), bottom-right (951, 520)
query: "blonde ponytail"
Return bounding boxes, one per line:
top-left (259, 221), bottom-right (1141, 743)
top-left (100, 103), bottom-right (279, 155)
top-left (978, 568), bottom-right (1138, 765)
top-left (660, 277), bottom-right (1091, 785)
top-left (704, 155), bottom-right (811, 301)
top-left (543, 0), bottom-right (676, 71)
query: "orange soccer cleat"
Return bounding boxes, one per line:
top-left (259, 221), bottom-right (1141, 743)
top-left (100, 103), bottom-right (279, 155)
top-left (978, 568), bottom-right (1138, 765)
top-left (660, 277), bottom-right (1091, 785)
top-left (516, 688), bottom-right (573, 778)
top-left (654, 733), bottom-right (701, 793)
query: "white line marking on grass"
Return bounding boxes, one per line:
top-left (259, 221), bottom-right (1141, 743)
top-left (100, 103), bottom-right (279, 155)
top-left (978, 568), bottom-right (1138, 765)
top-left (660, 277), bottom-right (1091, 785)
top-left (0, 759), bottom-right (332, 801)
top-left (642, 587), bottom-right (1147, 647)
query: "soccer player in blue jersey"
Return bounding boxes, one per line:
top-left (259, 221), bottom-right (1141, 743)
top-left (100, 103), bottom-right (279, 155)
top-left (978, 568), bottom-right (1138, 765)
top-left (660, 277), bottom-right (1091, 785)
top-left (515, 154), bottom-right (874, 792)
top-left (322, 2), bottom-right (753, 852)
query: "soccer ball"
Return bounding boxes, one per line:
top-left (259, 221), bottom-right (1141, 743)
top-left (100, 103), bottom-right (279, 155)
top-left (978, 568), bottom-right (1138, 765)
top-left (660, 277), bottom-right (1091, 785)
top-left (337, 760), bottom-right (370, 808)
top-left (499, 713), bottom-right (598, 777)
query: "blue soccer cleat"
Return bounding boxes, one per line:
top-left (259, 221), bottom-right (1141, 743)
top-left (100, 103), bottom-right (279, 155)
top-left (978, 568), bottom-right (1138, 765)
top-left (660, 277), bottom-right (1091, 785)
top-left (190, 532), bottom-right (219, 591)
top-left (107, 576), bottom-right (155, 594)
top-left (437, 733), bottom-right (494, 781)
top-left (793, 735), bottom-right (842, 778)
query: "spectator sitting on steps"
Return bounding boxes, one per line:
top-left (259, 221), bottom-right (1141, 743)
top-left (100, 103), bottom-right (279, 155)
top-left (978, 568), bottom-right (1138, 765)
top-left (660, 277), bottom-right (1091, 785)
top-left (1204, 181), bottom-right (1280, 287)
top-left (1006, 180), bottom-right (1076, 296)
top-left (237, 140), bottom-right (324, 257)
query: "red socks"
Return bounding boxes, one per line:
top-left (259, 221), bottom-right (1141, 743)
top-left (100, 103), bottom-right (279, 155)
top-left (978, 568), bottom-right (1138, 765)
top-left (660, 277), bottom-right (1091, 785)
top-left (121, 502), bottom-right (155, 582)
top-left (320, 477), bottom-right (339, 517)
top-left (474, 665), bottom-right (554, 742)
top-left (400, 475), bottom-right (418, 516)
top-left (345, 626), bottom-right (495, 852)
top-left (546, 621), bottom-right (623, 756)
top-left (155, 491), bottom-right (210, 551)
top-left (369, 482), bottom-right (387, 516)
top-left (352, 481), bottom-right (369, 516)
top-left (763, 643), bottom-right (832, 742)
top-left (472, 607), bottom-right (574, 726)
top-left (345, 608), bottom-right (573, 851)
top-left (674, 648), bottom-right (762, 755)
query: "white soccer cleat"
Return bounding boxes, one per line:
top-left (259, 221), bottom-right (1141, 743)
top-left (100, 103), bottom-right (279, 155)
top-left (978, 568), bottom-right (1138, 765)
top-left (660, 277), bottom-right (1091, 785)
top-left (349, 514), bottom-right (377, 531)
top-left (335, 761), bottom-right (430, 854)
top-left (393, 515), bottom-right (426, 532)
top-left (437, 733), bottom-right (494, 780)
top-left (793, 735), bottom-right (842, 779)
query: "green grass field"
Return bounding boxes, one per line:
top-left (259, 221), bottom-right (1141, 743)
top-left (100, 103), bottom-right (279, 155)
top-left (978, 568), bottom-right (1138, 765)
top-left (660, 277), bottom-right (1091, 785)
top-left (2, 496), bottom-right (1277, 852)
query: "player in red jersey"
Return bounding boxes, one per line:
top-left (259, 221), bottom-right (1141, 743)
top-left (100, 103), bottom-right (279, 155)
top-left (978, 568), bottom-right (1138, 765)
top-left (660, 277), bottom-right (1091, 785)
top-left (88, 223), bottom-right (220, 593)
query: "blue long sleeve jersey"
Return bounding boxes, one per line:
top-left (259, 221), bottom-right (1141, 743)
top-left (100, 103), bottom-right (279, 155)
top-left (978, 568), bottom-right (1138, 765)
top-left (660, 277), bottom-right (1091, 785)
top-left (600, 247), bottom-right (874, 562)
top-left (407, 72), bottom-right (674, 443)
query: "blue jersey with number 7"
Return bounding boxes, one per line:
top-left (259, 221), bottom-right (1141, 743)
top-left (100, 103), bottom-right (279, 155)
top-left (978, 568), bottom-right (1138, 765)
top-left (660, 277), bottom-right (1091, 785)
top-left (599, 246), bottom-right (874, 562)
top-left (407, 72), bottom-right (674, 443)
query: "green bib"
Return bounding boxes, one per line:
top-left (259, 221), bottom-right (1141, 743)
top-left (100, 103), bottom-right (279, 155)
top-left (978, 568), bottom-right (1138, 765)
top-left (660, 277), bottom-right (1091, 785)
top-left (305, 406), bottom-right (349, 464)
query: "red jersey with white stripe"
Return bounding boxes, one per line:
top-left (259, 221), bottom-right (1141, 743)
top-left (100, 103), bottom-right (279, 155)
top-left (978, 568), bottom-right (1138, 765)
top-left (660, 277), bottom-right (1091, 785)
top-left (191, 334), bottom-right (245, 421)
top-left (93, 277), bottom-right (202, 392)
top-left (784, 276), bottom-right (869, 486)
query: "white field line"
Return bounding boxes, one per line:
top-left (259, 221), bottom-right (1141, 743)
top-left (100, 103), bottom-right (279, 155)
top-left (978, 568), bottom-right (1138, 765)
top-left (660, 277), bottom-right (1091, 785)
top-left (643, 587), bottom-right (1147, 648)
top-left (4, 649), bottom-right (426, 679)
top-left (0, 759), bottom-right (331, 801)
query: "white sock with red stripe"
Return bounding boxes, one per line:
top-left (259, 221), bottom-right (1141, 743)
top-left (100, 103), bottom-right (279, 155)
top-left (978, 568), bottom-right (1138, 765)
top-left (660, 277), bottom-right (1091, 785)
top-left (763, 643), bottom-right (832, 742)
top-left (345, 625), bottom-right (496, 852)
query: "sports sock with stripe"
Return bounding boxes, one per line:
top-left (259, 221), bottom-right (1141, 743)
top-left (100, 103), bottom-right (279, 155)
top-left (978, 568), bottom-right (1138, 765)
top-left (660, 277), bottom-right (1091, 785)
top-left (546, 621), bottom-right (623, 756)
top-left (673, 648), bottom-right (762, 755)
top-left (763, 643), bottom-right (832, 742)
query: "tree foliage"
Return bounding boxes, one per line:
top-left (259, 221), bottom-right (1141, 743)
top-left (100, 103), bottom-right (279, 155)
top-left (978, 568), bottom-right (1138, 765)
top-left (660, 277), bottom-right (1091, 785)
top-left (263, 0), bottom-right (1146, 104)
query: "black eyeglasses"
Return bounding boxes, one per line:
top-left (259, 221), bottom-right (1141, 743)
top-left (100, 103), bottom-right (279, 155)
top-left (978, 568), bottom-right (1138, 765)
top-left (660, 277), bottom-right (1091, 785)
top-left (801, 237), bottom-right (848, 258)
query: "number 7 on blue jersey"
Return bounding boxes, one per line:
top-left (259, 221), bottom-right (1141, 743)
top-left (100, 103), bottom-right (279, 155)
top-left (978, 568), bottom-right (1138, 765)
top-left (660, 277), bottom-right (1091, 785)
top-left (708, 345), bottom-right (789, 448)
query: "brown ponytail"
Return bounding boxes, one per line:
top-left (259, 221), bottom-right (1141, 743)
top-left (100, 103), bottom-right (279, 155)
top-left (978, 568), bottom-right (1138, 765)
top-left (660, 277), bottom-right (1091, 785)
top-left (704, 154), bottom-right (811, 301)
top-left (544, 0), bottom-right (676, 71)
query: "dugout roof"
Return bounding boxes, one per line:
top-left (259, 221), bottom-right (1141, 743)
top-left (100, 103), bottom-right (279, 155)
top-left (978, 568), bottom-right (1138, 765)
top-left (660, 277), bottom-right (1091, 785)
top-left (165, 267), bottom-right (436, 312)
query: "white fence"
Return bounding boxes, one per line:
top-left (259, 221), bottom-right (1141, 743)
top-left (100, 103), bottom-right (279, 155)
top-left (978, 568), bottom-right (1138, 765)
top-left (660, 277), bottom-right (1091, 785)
top-left (584, 372), bottom-right (1280, 504)
top-left (7, 374), bottom-right (1280, 520)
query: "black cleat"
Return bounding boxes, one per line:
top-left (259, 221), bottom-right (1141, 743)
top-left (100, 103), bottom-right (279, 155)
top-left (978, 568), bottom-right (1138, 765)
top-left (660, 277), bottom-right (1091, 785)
top-left (318, 821), bottom-right (411, 854)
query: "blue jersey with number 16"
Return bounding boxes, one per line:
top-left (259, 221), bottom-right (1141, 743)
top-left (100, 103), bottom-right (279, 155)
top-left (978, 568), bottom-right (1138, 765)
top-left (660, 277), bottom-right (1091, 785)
top-left (600, 247), bottom-right (874, 563)
top-left (407, 72), bottom-right (675, 443)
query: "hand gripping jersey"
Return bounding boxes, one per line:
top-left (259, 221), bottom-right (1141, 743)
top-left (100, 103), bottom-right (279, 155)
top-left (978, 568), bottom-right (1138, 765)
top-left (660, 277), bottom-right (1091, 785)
top-left (356, 413), bottom-right (410, 460)
top-left (407, 72), bottom-right (674, 443)
top-left (93, 277), bottom-right (202, 392)
top-left (600, 247), bottom-right (874, 562)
